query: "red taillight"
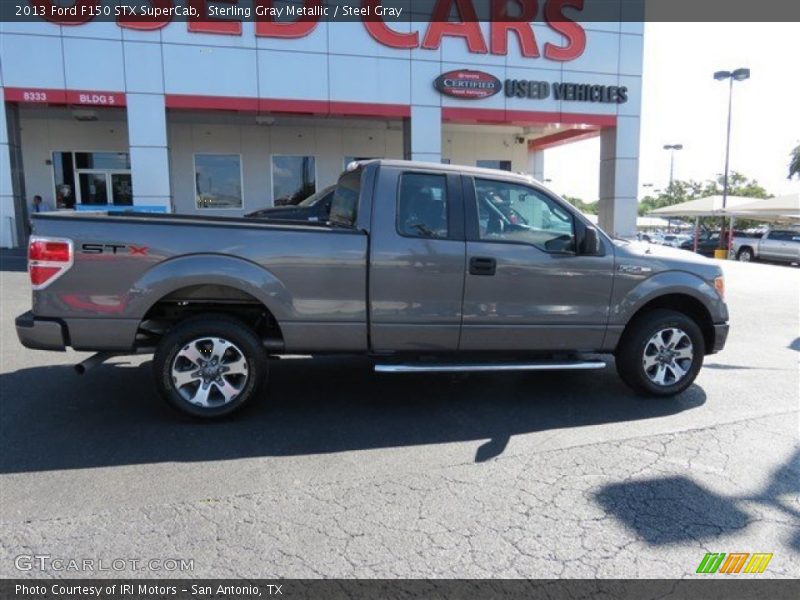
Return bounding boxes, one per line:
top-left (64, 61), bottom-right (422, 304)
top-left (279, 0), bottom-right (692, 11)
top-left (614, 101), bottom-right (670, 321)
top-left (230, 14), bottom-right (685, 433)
top-left (30, 265), bottom-right (61, 286)
top-left (28, 236), bottom-right (73, 289)
top-left (29, 240), bottom-right (71, 262)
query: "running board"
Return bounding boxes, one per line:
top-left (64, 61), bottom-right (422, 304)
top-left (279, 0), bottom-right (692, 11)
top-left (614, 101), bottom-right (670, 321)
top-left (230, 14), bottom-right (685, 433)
top-left (374, 360), bottom-right (606, 374)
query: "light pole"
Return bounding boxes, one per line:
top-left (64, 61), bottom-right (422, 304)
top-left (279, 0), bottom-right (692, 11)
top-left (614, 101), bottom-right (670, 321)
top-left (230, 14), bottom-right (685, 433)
top-left (662, 144), bottom-right (682, 234)
top-left (663, 144), bottom-right (683, 190)
top-left (714, 67), bottom-right (750, 252)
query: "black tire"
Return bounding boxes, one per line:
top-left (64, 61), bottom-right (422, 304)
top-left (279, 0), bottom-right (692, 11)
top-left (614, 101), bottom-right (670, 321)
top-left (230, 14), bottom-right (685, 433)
top-left (153, 314), bottom-right (268, 418)
top-left (737, 247), bottom-right (754, 262)
top-left (615, 309), bottom-right (705, 397)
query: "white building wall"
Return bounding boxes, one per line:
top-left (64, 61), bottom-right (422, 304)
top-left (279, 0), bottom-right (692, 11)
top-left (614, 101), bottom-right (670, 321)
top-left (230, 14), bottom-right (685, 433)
top-left (17, 112), bottom-right (129, 210)
top-left (0, 7), bottom-right (644, 240)
top-left (167, 118), bottom-right (405, 215)
top-left (443, 129), bottom-right (529, 172)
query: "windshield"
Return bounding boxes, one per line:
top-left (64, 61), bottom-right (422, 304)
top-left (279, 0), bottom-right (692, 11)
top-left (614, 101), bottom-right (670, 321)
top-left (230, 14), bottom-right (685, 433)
top-left (298, 185), bottom-right (335, 207)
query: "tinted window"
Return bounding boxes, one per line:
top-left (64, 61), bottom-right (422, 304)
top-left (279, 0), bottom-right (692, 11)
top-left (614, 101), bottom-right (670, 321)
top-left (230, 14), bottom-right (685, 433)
top-left (768, 230), bottom-right (795, 241)
top-left (75, 152), bottom-right (130, 170)
top-left (397, 173), bottom-right (449, 239)
top-left (195, 154), bottom-right (242, 209)
top-left (474, 179), bottom-right (575, 253)
top-left (329, 169), bottom-right (361, 227)
top-left (272, 155), bottom-right (316, 205)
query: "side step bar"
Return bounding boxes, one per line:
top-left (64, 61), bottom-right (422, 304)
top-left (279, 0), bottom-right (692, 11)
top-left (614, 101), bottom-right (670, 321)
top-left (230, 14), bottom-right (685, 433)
top-left (374, 360), bottom-right (606, 374)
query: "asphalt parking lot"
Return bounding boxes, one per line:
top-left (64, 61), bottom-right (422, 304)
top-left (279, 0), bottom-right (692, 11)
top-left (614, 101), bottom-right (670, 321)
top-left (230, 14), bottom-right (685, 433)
top-left (0, 253), bottom-right (798, 578)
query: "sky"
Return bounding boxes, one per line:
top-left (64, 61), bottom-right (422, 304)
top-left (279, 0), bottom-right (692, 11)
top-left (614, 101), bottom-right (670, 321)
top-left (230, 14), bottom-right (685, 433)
top-left (544, 22), bottom-right (800, 203)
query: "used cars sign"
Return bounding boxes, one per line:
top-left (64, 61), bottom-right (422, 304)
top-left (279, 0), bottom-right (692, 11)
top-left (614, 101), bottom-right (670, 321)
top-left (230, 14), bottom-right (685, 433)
top-left (433, 70), bottom-right (502, 100)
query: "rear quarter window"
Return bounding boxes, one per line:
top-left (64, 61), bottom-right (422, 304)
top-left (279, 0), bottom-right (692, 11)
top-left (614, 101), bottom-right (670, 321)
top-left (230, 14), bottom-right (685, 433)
top-left (329, 169), bottom-right (361, 227)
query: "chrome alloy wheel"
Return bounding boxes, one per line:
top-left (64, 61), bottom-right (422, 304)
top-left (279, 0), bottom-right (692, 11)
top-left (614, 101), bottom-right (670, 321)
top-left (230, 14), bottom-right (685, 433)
top-left (170, 337), bottom-right (249, 407)
top-left (642, 327), bottom-right (694, 386)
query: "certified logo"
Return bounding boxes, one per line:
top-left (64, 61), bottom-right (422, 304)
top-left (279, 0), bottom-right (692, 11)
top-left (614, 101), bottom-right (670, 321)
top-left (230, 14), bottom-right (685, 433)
top-left (434, 70), bottom-right (502, 100)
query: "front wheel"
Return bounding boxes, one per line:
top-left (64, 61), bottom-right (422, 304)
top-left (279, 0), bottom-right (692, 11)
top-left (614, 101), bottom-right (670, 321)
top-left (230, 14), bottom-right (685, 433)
top-left (737, 247), bottom-right (754, 262)
top-left (616, 309), bottom-right (705, 397)
top-left (153, 314), bottom-right (268, 418)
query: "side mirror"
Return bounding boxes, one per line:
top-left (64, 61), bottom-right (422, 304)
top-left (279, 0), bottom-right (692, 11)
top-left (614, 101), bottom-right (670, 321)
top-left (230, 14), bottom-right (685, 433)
top-left (580, 226), bottom-right (601, 255)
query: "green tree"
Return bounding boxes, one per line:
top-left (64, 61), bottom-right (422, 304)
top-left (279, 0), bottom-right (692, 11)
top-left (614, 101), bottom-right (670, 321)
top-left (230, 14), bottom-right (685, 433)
top-left (563, 195), bottom-right (598, 215)
top-left (638, 172), bottom-right (771, 228)
top-left (789, 144), bottom-right (800, 180)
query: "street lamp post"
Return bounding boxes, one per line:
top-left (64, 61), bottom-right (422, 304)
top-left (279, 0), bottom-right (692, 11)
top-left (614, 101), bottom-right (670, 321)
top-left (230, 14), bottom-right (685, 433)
top-left (662, 144), bottom-right (682, 235)
top-left (663, 144), bottom-right (683, 190)
top-left (714, 67), bottom-right (750, 253)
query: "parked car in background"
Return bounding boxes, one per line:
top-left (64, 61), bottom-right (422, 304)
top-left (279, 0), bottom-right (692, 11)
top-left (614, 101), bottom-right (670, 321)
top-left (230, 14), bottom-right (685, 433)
top-left (246, 185), bottom-right (335, 222)
top-left (733, 228), bottom-right (800, 264)
top-left (680, 232), bottom-right (722, 256)
top-left (661, 234), bottom-right (691, 248)
top-left (680, 230), bottom-right (759, 257)
top-left (660, 234), bottom-right (677, 246)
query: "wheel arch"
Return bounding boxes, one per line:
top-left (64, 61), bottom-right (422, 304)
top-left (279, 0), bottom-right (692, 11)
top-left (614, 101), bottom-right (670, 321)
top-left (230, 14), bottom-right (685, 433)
top-left (130, 254), bottom-right (290, 349)
top-left (619, 293), bottom-right (715, 355)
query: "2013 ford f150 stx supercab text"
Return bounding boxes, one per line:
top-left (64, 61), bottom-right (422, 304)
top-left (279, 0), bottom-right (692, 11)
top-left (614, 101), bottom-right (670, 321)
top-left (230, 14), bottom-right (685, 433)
top-left (16, 160), bottom-right (729, 418)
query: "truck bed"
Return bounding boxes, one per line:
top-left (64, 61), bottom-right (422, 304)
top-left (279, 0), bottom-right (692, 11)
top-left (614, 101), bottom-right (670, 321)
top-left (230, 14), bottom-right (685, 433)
top-left (28, 211), bottom-right (369, 353)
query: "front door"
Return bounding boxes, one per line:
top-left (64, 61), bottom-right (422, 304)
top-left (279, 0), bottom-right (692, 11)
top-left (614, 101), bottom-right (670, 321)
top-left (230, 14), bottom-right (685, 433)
top-left (368, 167), bottom-right (466, 352)
top-left (460, 176), bottom-right (615, 351)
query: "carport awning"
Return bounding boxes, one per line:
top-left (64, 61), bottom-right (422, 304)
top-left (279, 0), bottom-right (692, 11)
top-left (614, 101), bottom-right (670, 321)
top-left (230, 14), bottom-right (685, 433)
top-left (648, 195), bottom-right (763, 218)
top-left (729, 193), bottom-right (800, 218)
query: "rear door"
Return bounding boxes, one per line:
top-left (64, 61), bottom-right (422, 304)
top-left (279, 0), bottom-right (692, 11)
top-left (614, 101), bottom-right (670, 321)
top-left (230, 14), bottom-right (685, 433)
top-left (460, 175), bottom-right (614, 351)
top-left (368, 167), bottom-right (466, 352)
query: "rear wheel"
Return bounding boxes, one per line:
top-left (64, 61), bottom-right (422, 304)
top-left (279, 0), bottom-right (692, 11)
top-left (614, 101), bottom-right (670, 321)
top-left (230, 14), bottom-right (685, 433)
top-left (153, 314), bottom-right (268, 418)
top-left (616, 309), bottom-right (704, 397)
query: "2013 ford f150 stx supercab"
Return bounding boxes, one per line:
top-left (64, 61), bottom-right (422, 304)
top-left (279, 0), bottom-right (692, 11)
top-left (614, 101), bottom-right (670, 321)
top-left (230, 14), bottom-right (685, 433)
top-left (16, 160), bottom-right (729, 418)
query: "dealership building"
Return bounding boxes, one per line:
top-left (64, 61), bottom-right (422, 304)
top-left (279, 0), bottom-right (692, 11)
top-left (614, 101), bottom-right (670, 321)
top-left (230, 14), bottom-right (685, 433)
top-left (0, 3), bottom-right (643, 248)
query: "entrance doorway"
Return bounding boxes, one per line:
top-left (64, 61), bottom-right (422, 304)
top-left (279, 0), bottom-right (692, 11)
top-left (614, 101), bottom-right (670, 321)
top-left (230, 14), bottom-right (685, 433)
top-left (53, 151), bottom-right (132, 208)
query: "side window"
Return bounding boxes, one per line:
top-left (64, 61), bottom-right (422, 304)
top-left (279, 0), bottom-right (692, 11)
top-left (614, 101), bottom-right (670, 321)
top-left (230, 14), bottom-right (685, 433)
top-left (397, 173), bottom-right (449, 239)
top-left (474, 179), bottom-right (575, 253)
top-left (768, 230), bottom-right (790, 241)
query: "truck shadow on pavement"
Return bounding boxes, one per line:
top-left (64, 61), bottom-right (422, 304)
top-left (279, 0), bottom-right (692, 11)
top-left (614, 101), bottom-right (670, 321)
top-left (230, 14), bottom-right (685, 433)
top-left (0, 355), bottom-right (706, 473)
top-left (594, 448), bottom-right (800, 551)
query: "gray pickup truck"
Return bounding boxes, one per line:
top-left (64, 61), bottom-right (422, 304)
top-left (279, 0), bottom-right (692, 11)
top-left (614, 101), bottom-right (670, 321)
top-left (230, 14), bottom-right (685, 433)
top-left (16, 160), bottom-right (729, 418)
top-left (732, 228), bottom-right (800, 264)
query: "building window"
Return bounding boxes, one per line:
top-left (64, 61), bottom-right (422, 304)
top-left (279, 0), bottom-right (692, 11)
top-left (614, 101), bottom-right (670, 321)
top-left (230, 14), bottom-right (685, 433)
top-left (477, 160), bottom-right (512, 171)
top-left (272, 155), bottom-right (316, 206)
top-left (75, 152), bottom-right (130, 170)
top-left (194, 154), bottom-right (243, 209)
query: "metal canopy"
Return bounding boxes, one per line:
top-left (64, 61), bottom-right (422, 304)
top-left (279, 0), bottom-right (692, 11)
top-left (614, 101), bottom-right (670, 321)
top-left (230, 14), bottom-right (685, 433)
top-left (730, 193), bottom-right (800, 218)
top-left (648, 195), bottom-right (763, 218)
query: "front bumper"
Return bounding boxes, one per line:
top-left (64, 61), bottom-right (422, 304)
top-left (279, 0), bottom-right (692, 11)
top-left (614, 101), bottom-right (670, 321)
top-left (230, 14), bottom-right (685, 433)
top-left (711, 322), bottom-right (729, 354)
top-left (15, 311), bottom-right (67, 351)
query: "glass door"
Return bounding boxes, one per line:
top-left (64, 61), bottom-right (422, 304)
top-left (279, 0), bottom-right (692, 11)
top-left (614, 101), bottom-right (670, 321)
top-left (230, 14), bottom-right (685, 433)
top-left (110, 172), bottom-right (133, 205)
top-left (76, 171), bottom-right (133, 206)
top-left (77, 171), bottom-right (109, 206)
